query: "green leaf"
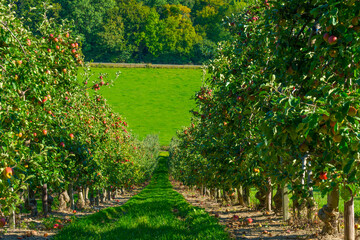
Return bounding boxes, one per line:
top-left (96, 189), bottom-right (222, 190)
top-left (339, 141), bottom-right (349, 154)
top-left (343, 158), bottom-right (355, 174)
top-left (341, 102), bottom-right (350, 116)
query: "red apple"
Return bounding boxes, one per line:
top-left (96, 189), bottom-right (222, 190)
top-left (49, 34), bottom-right (54, 38)
top-left (47, 48), bottom-right (51, 53)
top-left (319, 172), bottom-right (328, 180)
top-left (323, 33), bottom-right (329, 42)
top-left (42, 129), bottom-right (48, 135)
top-left (69, 133), bottom-right (74, 139)
top-left (0, 218), bottom-right (6, 227)
top-left (54, 37), bottom-right (59, 42)
top-left (60, 142), bottom-right (65, 148)
top-left (348, 106), bottom-right (357, 117)
top-left (328, 35), bottom-right (338, 45)
top-left (3, 167), bottom-right (13, 179)
top-left (247, 218), bottom-right (253, 224)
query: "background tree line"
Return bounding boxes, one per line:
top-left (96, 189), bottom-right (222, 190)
top-left (11, 0), bottom-right (249, 64)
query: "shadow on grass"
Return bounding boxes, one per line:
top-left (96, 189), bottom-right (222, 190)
top-left (54, 156), bottom-right (230, 240)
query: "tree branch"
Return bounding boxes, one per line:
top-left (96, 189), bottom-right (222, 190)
top-left (0, 21), bottom-right (27, 55)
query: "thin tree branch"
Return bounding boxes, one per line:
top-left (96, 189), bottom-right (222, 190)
top-left (0, 21), bottom-right (27, 55)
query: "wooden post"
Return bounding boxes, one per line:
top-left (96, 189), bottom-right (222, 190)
top-left (9, 188), bottom-right (15, 229)
top-left (266, 177), bottom-right (272, 211)
top-left (282, 185), bottom-right (289, 221)
top-left (344, 190), bottom-right (355, 240)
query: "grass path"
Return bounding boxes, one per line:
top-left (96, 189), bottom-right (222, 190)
top-left (54, 155), bottom-right (229, 240)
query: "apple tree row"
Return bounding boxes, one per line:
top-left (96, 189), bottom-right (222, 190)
top-left (0, 0), bottom-right (158, 227)
top-left (169, 0), bottom-right (360, 239)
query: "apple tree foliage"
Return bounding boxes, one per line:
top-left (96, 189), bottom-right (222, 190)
top-left (169, 0), bottom-right (360, 234)
top-left (0, 1), bottom-right (157, 219)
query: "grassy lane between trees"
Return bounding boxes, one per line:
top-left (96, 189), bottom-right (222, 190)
top-left (54, 153), bottom-right (230, 240)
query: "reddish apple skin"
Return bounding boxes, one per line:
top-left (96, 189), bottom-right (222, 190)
top-left (320, 172), bottom-right (328, 180)
top-left (0, 218), bottom-right (5, 227)
top-left (328, 36), bottom-right (338, 45)
top-left (4, 167), bottom-right (13, 179)
top-left (323, 33), bottom-right (329, 42)
top-left (247, 218), bottom-right (253, 224)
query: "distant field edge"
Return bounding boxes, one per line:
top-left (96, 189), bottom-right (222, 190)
top-left (89, 62), bottom-right (203, 69)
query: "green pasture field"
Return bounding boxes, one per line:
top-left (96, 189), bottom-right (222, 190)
top-left (54, 155), bottom-right (230, 240)
top-left (78, 67), bottom-right (205, 146)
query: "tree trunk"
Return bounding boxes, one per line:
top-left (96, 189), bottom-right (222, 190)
top-left (255, 187), bottom-right (266, 209)
top-left (282, 185), bottom-right (289, 221)
top-left (42, 183), bottom-right (48, 217)
top-left (58, 190), bottom-right (70, 211)
top-left (318, 186), bottom-right (339, 234)
top-left (95, 190), bottom-right (100, 206)
top-left (273, 186), bottom-right (282, 212)
top-left (68, 184), bottom-right (75, 210)
top-left (223, 188), bottom-right (231, 204)
top-left (84, 187), bottom-right (90, 205)
top-left (107, 187), bottom-right (111, 201)
top-left (237, 186), bottom-right (245, 206)
top-left (244, 186), bottom-right (250, 206)
top-left (265, 177), bottom-right (272, 211)
top-left (101, 189), bottom-right (105, 203)
top-left (89, 188), bottom-right (95, 206)
top-left (77, 186), bottom-right (86, 209)
top-left (344, 189), bottom-right (355, 240)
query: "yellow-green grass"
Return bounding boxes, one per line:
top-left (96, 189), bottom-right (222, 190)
top-left (54, 156), bottom-right (230, 240)
top-left (78, 68), bottom-right (205, 146)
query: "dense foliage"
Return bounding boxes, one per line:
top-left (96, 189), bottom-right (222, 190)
top-left (0, 0), bottom-right (157, 222)
top-left (170, 0), bottom-right (360, 238)
top-left (11, 0), bottom-right (251, 64)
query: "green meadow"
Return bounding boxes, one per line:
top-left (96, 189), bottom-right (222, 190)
top-left (78, 68), bottom-right (205, 146)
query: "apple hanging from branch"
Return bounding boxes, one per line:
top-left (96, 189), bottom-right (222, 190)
top-left (3, 167), bottom-right (13, 179)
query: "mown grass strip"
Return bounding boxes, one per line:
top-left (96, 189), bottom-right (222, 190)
top-left (54, 156), bottom-right (230, 240)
